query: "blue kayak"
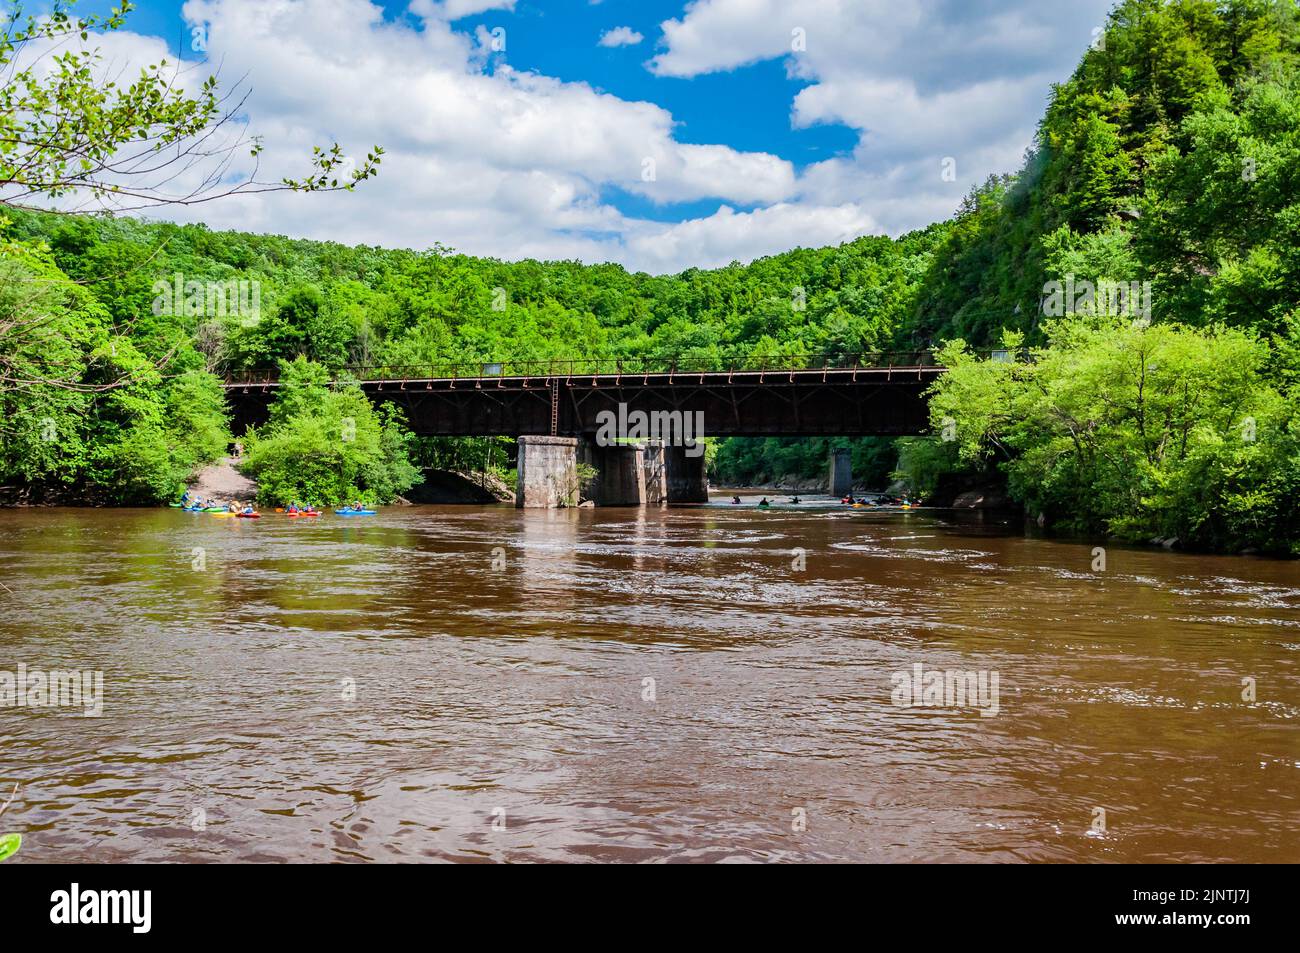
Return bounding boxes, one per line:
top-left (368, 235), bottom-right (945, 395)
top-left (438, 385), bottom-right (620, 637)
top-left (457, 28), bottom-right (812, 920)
top-left (335, 509), bottom-right (377, 516)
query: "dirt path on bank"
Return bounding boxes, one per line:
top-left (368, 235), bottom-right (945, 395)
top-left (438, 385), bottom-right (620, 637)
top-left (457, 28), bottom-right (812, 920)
top-left (187, 456), bottom-right (257, 500)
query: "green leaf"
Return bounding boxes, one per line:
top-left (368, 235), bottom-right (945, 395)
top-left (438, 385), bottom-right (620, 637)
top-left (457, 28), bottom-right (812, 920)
top-left (0, 833), bottom-right (21, 862)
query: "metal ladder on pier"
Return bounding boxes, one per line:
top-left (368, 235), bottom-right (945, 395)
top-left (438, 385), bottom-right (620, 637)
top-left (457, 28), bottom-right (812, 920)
top-left (549, 379), bottom-right (559, 436)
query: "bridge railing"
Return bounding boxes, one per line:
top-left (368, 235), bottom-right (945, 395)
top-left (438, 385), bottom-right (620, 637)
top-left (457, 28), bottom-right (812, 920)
top-left (223, 350), bottom-right (969, 385)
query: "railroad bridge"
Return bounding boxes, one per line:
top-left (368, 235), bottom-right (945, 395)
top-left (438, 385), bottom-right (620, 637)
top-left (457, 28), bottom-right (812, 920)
top-left (223, 354), bottom-right (946, 507)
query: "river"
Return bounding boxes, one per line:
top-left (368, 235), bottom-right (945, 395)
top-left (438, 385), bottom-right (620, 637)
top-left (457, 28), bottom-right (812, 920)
top-left (1, 501), bottom-right (1296, 862)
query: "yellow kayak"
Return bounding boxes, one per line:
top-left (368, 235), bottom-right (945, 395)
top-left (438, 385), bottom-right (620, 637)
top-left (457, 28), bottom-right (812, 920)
top-left (211, 512), bottom-right (236, 518)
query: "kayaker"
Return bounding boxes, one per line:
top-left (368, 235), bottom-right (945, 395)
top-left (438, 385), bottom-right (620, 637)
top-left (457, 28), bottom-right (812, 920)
top-left (287, 503), bottom-right (298, 515)
top-left (758, 497), bottom-right (770, 508)
top-left (731, 496), bottom-right (741, 505)
top-left (789, 496), bottom-right (801, 504)
top-left (243, 504), bottom-right (255, 515)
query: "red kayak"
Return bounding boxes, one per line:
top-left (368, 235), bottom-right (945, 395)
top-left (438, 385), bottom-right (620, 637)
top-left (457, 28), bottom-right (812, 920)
top-left (287, 511), bottom-right (319, 518)
top-left (236, 512), bottom-right (261, 519)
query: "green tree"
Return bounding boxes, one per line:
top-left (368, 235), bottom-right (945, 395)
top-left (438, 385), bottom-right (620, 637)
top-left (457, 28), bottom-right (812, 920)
top-left (0, 236), bottom-right (229, 502)
top-left (928, 318), bottom-right (1299, 552)
top-left (1138, 73), bottom-right (1300, 334)
top-left (0, 1), bottom-right (381, 213)
top-left (240, 357), bottom-right (420, 506)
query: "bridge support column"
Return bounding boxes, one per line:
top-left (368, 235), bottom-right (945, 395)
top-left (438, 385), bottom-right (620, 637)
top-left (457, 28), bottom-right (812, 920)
top-left (664, 445), bottom-right (709, 504)
top-left (642, 440), bottom-right (666, 506)
top-left (516, 436), bottom-right (578, 508)
top-left (828, 448), bottom-right (852, 497)
top-left (578, 438), bottom-right (646, 506)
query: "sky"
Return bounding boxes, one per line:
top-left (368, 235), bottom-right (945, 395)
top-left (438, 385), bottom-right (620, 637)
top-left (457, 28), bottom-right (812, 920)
top-left (48, 0), bottom-right (1118, 273)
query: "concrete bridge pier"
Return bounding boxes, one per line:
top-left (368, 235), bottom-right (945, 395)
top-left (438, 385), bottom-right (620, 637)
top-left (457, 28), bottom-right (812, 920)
top-left (664, 445), bottom-right (709, 504)
top-left (642, 440), bottom-right (666, 506)
top-left (516, 436), bottom-right (579, 508)
top-left (517, 436), bottom-right (706, 507)
top-left (828, 448), bottom-right (852, 497)
top-left (578, 439), bottom-right (646, 506)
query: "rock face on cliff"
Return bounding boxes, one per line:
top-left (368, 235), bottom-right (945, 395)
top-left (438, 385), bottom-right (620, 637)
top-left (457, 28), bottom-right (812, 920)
top-left (925, 472), bottom-right (1019, 511)
top-left (950, 487), bottom-right (1014, 510)
top-left (404, 469), bottom-right (513, 504)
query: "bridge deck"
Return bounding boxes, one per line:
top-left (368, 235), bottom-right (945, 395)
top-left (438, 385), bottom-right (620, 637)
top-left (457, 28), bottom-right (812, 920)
top-left (223, 356), bottom-right (952, 438)
top-left (224, 363), bottom-right (944, 391)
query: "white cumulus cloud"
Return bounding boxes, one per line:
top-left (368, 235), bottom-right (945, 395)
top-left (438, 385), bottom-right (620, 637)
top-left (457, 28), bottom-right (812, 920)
top-left (598, 26), bottom-right (644, 48)
top-left (649, 0), bottom-right (1116, 236)
top-left (160, 0), bottom-right (805, 270)
top-left (15, 0), bottom-right (1122, 273)
top-left (620, 202), bottom-right (880, 273)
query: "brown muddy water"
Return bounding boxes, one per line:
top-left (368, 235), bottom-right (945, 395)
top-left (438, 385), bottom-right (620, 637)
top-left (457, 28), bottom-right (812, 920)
top-left (0, 502), bottom-right (1296, 863)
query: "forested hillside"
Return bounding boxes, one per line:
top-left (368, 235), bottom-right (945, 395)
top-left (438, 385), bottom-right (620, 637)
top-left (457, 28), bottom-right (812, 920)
top-left (910, 0), bottom-right (1300, 345)
top-left (1, 208), bottom-right (947, 495)
top-left (1, 0), bottom-right (1297, 550)
top-left (4, 212), bottom-right (948, 369)
top-left (913, 0), bottom-right (1300, 553)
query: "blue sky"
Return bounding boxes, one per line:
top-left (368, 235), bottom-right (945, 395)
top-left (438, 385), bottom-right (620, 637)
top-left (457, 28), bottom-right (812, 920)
top-left (52, 0), bottom-right (1116, 272)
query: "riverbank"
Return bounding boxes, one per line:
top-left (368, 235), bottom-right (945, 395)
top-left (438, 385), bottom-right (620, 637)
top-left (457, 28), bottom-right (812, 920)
top-left (720, 479), bottom-right (884, 495)
top-left (721, 481), bottom-right (1014, 511)
top-left (186, 456), bottom-right (258, 501)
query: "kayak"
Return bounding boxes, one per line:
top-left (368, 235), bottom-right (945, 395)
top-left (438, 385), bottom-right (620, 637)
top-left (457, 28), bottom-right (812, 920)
top-left (335, 509), bottom-right (377, 516)
top-left (203, 507), bottom-right (226, 512)
top-left (211, 512), bottom-right (235, 518)
top-left (169, 502), bottom-right (184, 508)
top-left (287, 511), bottom-right (320, 518)
top-left (235, 512), bottom-right (261, 519)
